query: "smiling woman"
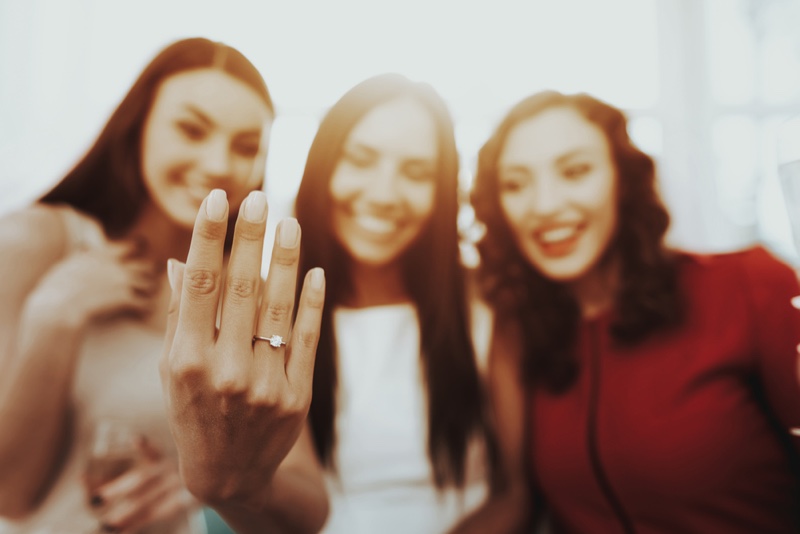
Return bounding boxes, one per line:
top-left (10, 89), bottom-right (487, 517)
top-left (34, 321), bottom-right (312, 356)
top-left (0, 37), bottom-right (274, 534)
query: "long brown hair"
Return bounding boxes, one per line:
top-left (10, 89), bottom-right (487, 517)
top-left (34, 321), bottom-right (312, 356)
top-left (472, 91), bottom-right (683, 392)
top-left (295, 73), bottom-right (485, 487)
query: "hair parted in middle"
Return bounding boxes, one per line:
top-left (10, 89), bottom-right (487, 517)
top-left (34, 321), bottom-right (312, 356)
top-left (295, 73), bottom-right (485, 487)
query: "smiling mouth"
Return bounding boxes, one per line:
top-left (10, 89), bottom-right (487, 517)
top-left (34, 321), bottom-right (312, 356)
top-left (533, 224), bottom-right (583, 258)
top-left (353, 214), bottom-right (400, 236)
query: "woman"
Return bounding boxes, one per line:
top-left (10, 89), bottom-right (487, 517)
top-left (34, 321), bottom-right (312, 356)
top-left (160, 73), bottom-right (490, 534)
top-left (460, 90), bottom-right (800, 533)
top-left (296, 73), bottom-right (489, 533)
top-left (0, 37), bottom-right (274, 533)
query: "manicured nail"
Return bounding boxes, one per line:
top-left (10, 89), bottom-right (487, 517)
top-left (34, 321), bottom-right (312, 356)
top-left (90, 495), bottom-right (104, 507)
top-left (310, 268), bottom-right (325, 290)
top-left (243, 190), bottom-right (267, 222)
top-left (166, 259), bottom-right (176, 290)
top-left (279, 218), bottom-right (299, 248)
top-left (205, 189), bottom-right (228, 221)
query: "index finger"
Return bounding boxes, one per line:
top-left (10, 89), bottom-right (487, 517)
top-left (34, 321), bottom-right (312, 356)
top-left (178, 189), bottom-right (229, 345)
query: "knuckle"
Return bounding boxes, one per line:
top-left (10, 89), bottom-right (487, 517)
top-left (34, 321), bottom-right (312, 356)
top-left (235, 222), bottom-right (265, 243)
top-left (248, 385), bottom-right (280, 407)
top-left (304, 293), bottom-right (325, 310)
top-left (297, 330), bottom-right (320, 350)
top-left (271, 248), bottom-right (298, 267)
top-left (212, 374), bottom-right (248, 397)
top-left (184, 268), bottom-right (219, 297)
top-left (169, 357), bottom-right (205, 383)
top-left (225, 276), bottom-right (258, 301)
top-left (264, 302), bottom-right (293, 323)
top-left (197, 221), bottom-right (228, 242)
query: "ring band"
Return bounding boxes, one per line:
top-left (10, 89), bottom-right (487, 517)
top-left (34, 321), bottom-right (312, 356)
top-left (253, 334), bottom-right (287, 348)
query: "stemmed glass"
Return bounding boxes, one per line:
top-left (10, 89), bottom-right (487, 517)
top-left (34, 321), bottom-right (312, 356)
top-left (777, 113), bottom-right (800, 437)
top-left (84, 418), bottom-right (140, 497)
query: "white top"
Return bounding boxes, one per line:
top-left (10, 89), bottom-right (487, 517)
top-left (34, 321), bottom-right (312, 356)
top-left (1, 206), bottom-right (203, 534)
top-left (321, 303), bottom-right (491, 534)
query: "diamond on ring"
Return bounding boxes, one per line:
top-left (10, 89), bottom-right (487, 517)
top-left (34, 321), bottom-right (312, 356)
top-left (252, 334), bottom-right (287, 348)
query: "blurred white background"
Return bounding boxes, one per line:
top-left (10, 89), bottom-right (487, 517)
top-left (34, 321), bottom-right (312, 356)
top-left (2, 0), bottom-right (800, 260)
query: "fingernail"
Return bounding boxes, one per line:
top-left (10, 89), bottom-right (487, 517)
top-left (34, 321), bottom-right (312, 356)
top-left (310, 268), bottom-right (325, 290)
top-left (205, 189), bottom-right (228, 221)
top-left (279, 218), bottom-right (299, 248)
top-left (243, 191), bottom-right (267, 222)
top-left (90, 495), bottom-right (103, 507)
top-left (166, 259), bottom-right (176, 290)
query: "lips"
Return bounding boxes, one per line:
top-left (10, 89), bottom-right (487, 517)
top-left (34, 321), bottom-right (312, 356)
top-left (533, 223), bottom-right (583, 258)
top-left (352, 213), bottom-right (401, 237)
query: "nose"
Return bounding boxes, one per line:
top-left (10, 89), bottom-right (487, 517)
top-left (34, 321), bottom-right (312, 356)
top-left (199, 138), bottom-right (233, 181)
top-left (363, 160), bottom-right (402, 207)
top-left (530, 173), bottom-right (563, 217)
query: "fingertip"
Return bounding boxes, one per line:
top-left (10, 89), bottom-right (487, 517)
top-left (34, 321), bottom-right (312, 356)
top-left (309, 267), bottom-right (325, 291)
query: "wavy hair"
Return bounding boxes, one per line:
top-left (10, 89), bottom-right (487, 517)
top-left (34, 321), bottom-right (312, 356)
top-left (472, 91), bottom-right (683, 392)
top-left (40, 37), bottom-right (274, 245)
top-left (295, 73), bottom-right (485, 487)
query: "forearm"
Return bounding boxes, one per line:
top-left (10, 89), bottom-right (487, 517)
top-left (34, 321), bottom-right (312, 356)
top-left (449, 484), bottom-right (532, 534)
top-left (0, 295), bottom-right (86, 517)
top-left (210, 466), bottom-right (329, 534)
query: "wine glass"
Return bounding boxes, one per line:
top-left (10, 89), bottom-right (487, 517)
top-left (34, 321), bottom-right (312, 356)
top-left (84, 418), bottom-right (140, 497)
top-left (778, 113), bottom-right (800, 263)
top-left (777, 113), bottom-right (800, 437)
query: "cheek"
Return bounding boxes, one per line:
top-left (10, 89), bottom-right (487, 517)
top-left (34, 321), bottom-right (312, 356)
top-left (408, 183), bottom-right (436, 220)
top-left (499, 194), bottom-right (527, 235)
top-left (329, 169), bottom-right (361, 204)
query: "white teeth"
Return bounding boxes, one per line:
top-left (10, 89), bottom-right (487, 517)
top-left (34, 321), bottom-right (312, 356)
top-left (355, 214), bottom-right (398, 234)
top-left (538, 226), bottom-right (578, 243)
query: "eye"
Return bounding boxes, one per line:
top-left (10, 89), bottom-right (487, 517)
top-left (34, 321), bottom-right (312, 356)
top-left (402, 161), bottom-right (436, 183)
top-left (232, 139), bottom-right (260, 158)
top-left (176, 121), bottom-right (206, 141)
top-left (342, 149), bottom-right (375, 168)
top-left (498, 173), bottom-right (528, 193)
top-left (563, 163), bottom-right (592, 180)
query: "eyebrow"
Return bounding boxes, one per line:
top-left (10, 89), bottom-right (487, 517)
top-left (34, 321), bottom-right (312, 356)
top-left (182, 104), bottom-right (263, 137)
top-left (555, 148), bottom-right (592, 165)
top-left (183, 104), bottom-right (215, 127)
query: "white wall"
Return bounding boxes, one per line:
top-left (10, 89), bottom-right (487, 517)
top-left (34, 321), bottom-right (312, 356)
top-left (2, 0), bottom-right (799, 258)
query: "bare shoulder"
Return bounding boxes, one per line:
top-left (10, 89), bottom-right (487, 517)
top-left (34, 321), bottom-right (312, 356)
top-left (0, 205), bottom-right (70, 288)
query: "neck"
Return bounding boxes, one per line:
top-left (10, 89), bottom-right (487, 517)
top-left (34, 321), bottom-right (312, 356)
top-left (569, 258), bottom-right (619, 319)
top-left (125, 202), bottom-right (193, 266)
top-left (344, 260), bottom-right (410, 308)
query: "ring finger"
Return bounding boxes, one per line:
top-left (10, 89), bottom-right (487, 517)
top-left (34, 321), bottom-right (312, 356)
top-left (252, 218), bottom-right (301, 379)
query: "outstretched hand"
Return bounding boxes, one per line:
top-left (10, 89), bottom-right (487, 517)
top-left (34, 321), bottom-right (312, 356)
top-left (159, 189), bottom-right (325, 509)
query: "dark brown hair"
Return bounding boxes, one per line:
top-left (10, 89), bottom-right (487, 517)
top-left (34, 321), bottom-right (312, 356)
top-left (472, 90), bottom-right (683, 392)
top-left (295, 73), bottom-right (484, 487)
top-left (40, 37), bottom-right (274, 242)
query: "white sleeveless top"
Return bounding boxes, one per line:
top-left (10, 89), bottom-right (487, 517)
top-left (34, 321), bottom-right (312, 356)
top-left (1, 206), bottom-right (204, 534)
top-left (321, 302), bottom-right (491, 534)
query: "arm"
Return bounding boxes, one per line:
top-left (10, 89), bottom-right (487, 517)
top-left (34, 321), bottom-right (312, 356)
top-left (741, 248), bottom-right (800, 447)
top-left (159, 189), bottom-right (328, 533)
top-left (449, 318), bottom-right (535, 534)
top-left (0, 207), bottom-right (156, 517)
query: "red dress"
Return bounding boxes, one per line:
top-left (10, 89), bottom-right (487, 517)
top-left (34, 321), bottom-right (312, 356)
top-left (530, 247), bottom-right (800, 533)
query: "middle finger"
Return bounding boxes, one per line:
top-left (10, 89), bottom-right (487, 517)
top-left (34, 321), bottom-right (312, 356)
top-left (218, 190), bottom-right (268, 350)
